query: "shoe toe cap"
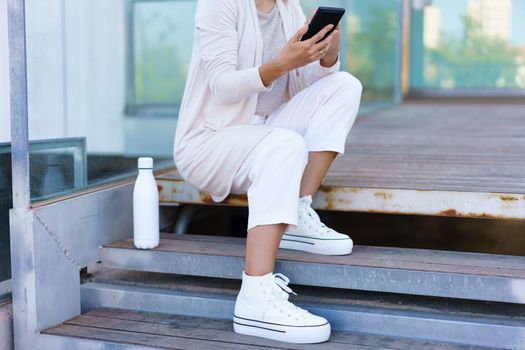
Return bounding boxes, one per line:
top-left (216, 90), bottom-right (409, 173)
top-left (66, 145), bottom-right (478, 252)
top-left (304, 313), bottom-right (329, 327)
top-left (328, 231), bottom-right (353, 241)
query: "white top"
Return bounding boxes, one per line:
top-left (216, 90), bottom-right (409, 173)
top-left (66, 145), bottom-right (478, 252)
top-left (255, 4), bottom-right (289, 118)
top-left (173, 0), bottom-right (341, 202)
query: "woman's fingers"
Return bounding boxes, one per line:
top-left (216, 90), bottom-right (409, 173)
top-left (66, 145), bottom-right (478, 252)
top-left (305, 23), bottom-right (334, 45)
top-left (289, 24), bottom-right (309, 43)
top-left (312, 29), bottom-right (338, 52)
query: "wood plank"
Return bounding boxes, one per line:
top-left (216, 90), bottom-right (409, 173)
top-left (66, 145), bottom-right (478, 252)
top-left (155, 233), bottom-right (525, 270)
top-left (43, 323), bottom-right (275, 350)
top-left (86, 308), bottom-right (234, 331)
top-left (162, 102), bottom-right (525, 195)
top-left (45, 308), bottom-right (484, 350)
top-left (103, 235), bottom-right (525, 278)
top-left (64, 314), bottom-right (380, 350)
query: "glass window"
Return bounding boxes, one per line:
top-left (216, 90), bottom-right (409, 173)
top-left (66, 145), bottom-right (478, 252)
top-left (126, 0), bottom-right (197, 116)
top-left (24, 1), bottom-right (176, 203)
top-left (410, 0), bottom-right (525, 90)
top-left (301, 0), bottom-right (403, 108)
top-left (0, 148), bottom-right (11, 298)
top-left (129, 0), bottom-right (404, 115)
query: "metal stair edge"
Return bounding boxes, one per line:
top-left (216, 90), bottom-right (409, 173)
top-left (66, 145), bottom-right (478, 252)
top-left (80, 281), bottom-right (525, 350)
top-left (99, 244), bottom-right (525, 304)
top-left (39, 332), bottom-right (149, 350)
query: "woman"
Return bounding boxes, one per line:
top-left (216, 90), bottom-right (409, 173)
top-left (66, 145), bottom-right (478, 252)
top-left (173, 0), bottom-right (362, 344)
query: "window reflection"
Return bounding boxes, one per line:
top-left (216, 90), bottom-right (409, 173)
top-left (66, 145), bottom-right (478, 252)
top-left (412, 0), bottom-right (525, 89)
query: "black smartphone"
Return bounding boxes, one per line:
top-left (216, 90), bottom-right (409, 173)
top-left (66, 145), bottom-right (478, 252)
top-left (300, 6), bottom-right (345, 43)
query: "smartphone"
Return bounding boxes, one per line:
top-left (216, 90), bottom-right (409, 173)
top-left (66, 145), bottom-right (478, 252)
top-left (300, 6), bottom-right (345, 43)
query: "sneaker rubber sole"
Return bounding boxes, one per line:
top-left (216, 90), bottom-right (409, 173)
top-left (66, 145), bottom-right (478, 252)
top-left (279, 233), bottom-right (353, 255)
top-left (233, 315), bottom-right (331, 343)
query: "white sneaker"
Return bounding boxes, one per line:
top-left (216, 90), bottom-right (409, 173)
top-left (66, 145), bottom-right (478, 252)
top-left (279, 195), bottom-right (353, 255)
top-left (233, 271), bottom-right (331, 343)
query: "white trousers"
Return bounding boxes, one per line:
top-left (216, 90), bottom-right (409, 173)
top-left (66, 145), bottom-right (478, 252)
top-left (230, 71), bottom-right (362, 232)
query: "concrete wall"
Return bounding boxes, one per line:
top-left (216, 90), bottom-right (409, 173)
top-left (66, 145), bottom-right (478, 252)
top-left (25, 0), bottom-right (126, 153)
top-left (0, 0), bottom-right (176, 155)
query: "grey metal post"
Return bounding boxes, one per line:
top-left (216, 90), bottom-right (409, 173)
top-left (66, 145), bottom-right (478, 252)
top-left (7, 0), bottom-right (38, 348)
top-left (7, 0), bottom-right (34, 348)
top-left (8, 0), bottom-right (30, 209)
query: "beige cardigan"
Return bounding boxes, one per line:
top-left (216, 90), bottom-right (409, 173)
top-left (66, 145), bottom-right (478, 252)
top-left (173, 0), bottom-right (340, 202)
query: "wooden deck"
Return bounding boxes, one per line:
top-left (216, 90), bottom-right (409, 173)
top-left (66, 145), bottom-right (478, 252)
top-left (42, 308), bottom-right (489, 350)
top-left (158, 101), bottom-right (525, 219)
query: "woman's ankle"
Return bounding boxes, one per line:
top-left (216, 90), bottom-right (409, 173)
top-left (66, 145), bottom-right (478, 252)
top-left (244, 269), bottom-right (273, 277)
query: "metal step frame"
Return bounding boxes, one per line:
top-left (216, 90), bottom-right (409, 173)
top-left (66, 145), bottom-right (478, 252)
top-left (100, 235), bottom-right (525, 304)
top-left (80, 282), bottom-right (525, 350)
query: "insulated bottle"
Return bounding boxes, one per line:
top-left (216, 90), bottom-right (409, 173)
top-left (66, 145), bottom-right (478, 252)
top-left (133, 157), bottom-right (159, 249)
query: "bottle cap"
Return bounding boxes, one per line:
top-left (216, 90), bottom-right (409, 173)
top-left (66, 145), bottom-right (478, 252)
top-left (138, 157), bottom-right (153, 169)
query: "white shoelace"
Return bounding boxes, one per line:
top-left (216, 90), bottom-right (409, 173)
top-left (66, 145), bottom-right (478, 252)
top-left (300, 199), bottom-right (332, 236)
top-left (270, 273), bottom-right (310, 319)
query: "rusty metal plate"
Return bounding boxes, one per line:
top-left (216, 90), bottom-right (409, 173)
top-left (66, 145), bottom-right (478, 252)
top-left (157, 177), bottom-right (525, 220)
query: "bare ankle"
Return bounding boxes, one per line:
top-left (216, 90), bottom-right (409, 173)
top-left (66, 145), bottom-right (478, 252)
top-left (244, 269), bottom-right (272, 277)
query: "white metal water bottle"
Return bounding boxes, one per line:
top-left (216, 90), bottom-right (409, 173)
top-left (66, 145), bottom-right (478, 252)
top-left (133, 157), bottom-right (159, 249)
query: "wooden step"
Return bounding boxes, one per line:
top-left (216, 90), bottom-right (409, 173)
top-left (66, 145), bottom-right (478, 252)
top-left (79, 278), bottom-right (525, 349)
top-left (100, 233), bottom-right (525, 304)
top-left (41, 307), bottom-right (490, 350)
top-left (158, 102), bottom-right (525, 219)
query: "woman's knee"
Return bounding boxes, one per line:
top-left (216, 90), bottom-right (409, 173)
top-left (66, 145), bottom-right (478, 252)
top-left (248, 129), bottom-right (308, 189)
top-left (332, 71), bottom-right (363, 95)
top-left (267, 129), bottom-right (309, 163)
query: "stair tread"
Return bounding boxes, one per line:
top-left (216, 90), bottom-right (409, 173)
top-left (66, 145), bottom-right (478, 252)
top-left (84, 267), bottom-right (525, 320)
top-left (103, 233), bottom-right (525, 278)
top-left (42, 307), bottom-right (487, 350)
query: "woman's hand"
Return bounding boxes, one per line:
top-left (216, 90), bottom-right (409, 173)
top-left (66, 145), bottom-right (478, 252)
top-left (275, 24), bottom-right (339, 71)
top-left (258, 16), bottom-right (339, 87)
top-left (319, 23), bottom-right (340, 67)
top-left (304, 8), bottom-right (341, 68)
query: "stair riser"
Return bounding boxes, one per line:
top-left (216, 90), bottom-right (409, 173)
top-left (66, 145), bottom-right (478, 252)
top-left (100, 248), bottom-right (525, 304)
top-left (39, 333), bottom-right (148, 350)
top-left (81, 283), bottom-right (525, 350)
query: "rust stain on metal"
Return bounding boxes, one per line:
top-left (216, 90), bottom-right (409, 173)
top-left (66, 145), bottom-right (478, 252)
top-left (473, 212), bottom-right (498, 219)
top-left (199, 193), bottom-right (214, 204)
top-left (157, 185), bottom-right (163, 192)
top-left (319, 186), bottom-right (334, 193)
top-left (440, 209), bottom-right (458, 216)
top-left (222, 193), bottom-right (249, 206)
top-left (374, 192), bottom-right (392, 200)
top-left (439, 209), bottom-right (499, 219)
top-left (325, 197), bottom-right (335, 210)
top-left (500, 195), bottom-right (519, 202)
top-left (319, 186), bottom-right (360, 194)
top-left (199, 192), bottom-right (248, 206)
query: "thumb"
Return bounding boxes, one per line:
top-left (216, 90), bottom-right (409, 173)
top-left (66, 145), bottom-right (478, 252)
top-left (290, 24), bottom-right (308, 42)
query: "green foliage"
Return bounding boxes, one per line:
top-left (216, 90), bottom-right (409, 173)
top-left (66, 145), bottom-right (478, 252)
top-left (135, 45), bottom-right (187, 104)
top-left (424, 15), bottom-right (520, 89)
top-left (346, 3), bottom-right (398, 102)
